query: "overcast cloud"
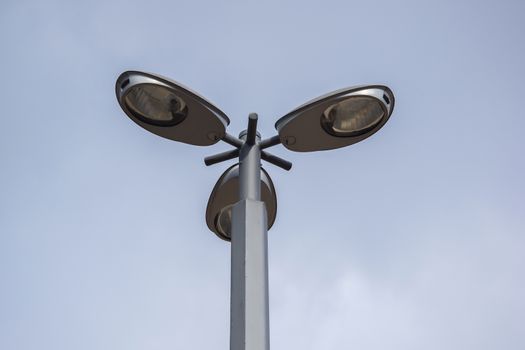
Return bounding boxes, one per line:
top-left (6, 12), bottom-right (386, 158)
top-left (1, 0), bottom-right (524, 349)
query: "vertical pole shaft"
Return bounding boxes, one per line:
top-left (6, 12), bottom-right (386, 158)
top-left (230, 114), bottom-right (270, 350)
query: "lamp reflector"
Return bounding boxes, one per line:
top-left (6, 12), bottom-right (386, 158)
top-left (124, 84), bottom-right (188, 126)
top-left (321, 96), bottom-right (384, 137)
top-left (216, 204), bottom-right (234, 238)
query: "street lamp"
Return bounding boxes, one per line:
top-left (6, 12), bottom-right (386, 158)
top-left (275, 85), bottom-right (394, 152)
top-left (206, 163), bottom-right (277, 241)
top-left (115, 70), bottom-right (395, 350)
top-left (116, 71), bottom-right (229, 145)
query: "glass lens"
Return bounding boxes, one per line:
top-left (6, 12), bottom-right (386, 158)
top-left (216, 204), bottom-right (234, 239)
top-left (321, 96), bottom-right (384, 136)
top-left (124, 84), bottom-right (187, 126)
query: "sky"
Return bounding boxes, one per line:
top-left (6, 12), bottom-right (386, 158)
top-left (1, 0), bottom-right (524, 349)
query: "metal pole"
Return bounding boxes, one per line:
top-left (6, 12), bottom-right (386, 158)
top-left (230, 114), bottom-right (270, 350)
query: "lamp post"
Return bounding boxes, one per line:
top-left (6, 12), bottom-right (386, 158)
top-left (115, 71), bottom-right (395, 350)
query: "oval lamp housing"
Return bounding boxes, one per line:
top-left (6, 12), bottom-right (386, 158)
top-left (116, 71), bottom-right (230, 146)
top-left (275, 85), bottom-right (394, 152)
top-left (206, 164), bottom-right (277, 241)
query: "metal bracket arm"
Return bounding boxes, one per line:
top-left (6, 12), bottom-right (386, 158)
top-left (204, 149), bottom-right (240, 166)
top-left (261, 151), bottom-right (292, 171)
top-left (222, 133), bottom-right (243, 148)
top-left (245, 113), bottom-right (259, 145)
top-left (259, 135), bottom-right (281, 150)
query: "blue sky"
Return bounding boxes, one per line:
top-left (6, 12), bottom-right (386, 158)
top-left (1, 0), bottom-right (524, 349)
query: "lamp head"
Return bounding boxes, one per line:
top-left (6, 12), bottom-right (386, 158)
top-left (275, 85), bottom-right (394, 152)
top-left (116, 71), bottom-right (229, 146)
top-left (206, 164), bottom-right (277, 241)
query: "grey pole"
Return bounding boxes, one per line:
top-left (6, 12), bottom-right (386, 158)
top-left (230, 113), bottom-right (270, 350)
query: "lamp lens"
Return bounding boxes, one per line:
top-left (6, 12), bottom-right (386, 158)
top-left (124, 84), bottom-right (187, 126)
top-left (321, 96), bottom-right (384, 136)
top-left (216, 204), bottom-right (234, 239)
